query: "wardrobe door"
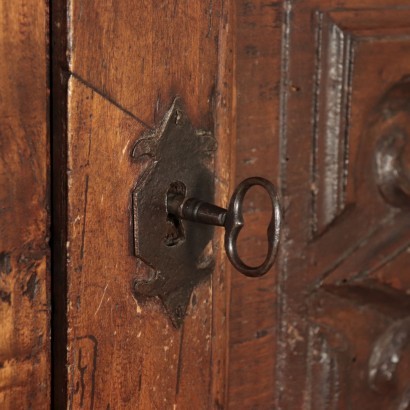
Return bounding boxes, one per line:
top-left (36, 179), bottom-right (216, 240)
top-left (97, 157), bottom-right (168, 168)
top-left (51, 1), bottom-right (235, 408)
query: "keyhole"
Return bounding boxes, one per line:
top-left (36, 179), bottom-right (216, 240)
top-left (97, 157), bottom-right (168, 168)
top-left (165, 181), bottom-right (186, 246)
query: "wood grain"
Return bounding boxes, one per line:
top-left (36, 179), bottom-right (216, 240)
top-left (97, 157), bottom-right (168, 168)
top-left (279, 1), bottom-right (410, 408)
top-left (52, 1), bottom-right (235, 408)
top-left (0, 0), bottom-right (50, 408)
top-left (228, 1), bottom-right (282, 408)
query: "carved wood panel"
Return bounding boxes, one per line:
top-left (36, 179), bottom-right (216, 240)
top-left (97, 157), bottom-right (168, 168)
top-left (280, 3), bottom-right (410, 408)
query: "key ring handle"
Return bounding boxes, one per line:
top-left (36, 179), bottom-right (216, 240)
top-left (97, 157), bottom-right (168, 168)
top-left (224, 177), bottom-right (282, 277)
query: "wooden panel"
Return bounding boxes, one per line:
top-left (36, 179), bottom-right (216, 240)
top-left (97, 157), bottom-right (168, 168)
top-left (280, 2), bottom-right (410, 408)
top-left (53, 1), bottom-right (235, 408)
top-left (228, 1), bottom-right (282, 408)
top-left (0, 0), bottom-right (50, 408)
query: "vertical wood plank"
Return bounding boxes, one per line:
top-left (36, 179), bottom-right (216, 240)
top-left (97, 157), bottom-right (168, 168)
top-left (229, 1), bottom-right (282, 408)
top-left (212, 1), bottom-right (236, 407)
top-left (53, 1), bottom-right (234, 408)
top-left (0, 0), bottom-right (50, 408)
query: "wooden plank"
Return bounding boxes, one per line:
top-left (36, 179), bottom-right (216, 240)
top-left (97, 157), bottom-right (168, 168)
top-left (52, 1), bottom-right (235, 408)
top-left (0, 0), bottom-right (50, 408)
top-left (228, 1), bottom-right (282, 408)
top-left (212, 1), bottom-right (236, 406)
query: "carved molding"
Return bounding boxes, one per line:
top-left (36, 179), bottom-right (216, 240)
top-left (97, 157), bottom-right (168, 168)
top-left (369, 317), bottom-right (410, 392)
top-left (373, 79), bottom-right (410, 208)
top-left (304, 323), bottom-right (350, 409)
top-left (311, 11), bottom-right (354, 236)
top-left (311, 9), bottom-right (410, 236)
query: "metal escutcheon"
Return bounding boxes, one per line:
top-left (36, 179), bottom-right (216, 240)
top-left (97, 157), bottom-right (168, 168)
top-left (132, 98), bottom-right (282, 327)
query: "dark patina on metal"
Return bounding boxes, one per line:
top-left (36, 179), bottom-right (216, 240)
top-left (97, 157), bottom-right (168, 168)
top-left (132, 98), bottom-right (282, 327)
top-left (132, 98), bottom-right (216, 327)
top-left (168, 177), bottom-right (282, 278)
